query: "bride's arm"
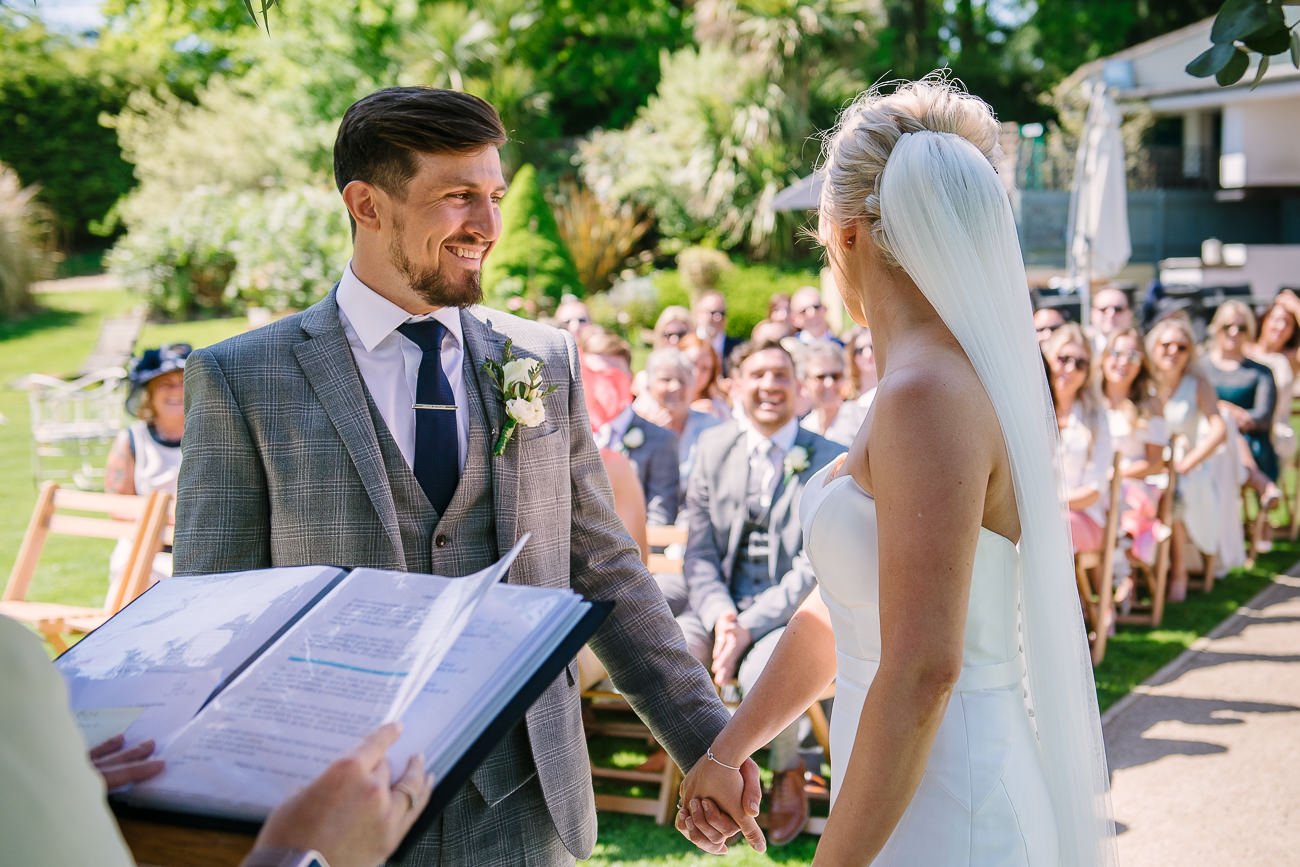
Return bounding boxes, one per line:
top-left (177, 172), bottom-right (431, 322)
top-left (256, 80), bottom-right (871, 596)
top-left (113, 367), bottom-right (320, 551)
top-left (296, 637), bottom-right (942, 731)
top-left (677, 589), bottom-right (836, 844)
top-left (814, 375), bottom-right (989, 866)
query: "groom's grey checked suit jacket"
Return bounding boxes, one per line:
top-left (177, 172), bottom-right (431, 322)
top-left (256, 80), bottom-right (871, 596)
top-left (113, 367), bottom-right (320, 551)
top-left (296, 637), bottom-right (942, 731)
top-left (173, 290), bottom-right (731, 862)
top-left (683, 421), bottom-right (844, 638)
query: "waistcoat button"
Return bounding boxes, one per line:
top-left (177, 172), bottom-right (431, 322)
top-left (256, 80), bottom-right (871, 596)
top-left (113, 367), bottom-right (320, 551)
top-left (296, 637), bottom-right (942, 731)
top-left (435, 534), bottom-right (448, 548)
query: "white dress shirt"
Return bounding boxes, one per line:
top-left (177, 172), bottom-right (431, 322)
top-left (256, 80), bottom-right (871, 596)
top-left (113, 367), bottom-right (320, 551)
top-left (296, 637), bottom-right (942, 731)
top-left (336, 262), bottom-right (468, 472)
top-left (744, 417), bottom-right (799, 507)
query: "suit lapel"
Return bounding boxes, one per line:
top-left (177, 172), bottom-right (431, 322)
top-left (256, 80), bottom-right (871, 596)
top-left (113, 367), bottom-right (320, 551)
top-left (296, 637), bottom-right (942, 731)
top-left (719, 427), bottom-right (751, 576)
top-left (292, 292), bottom-right (403, 557)
top-left (767, 428), bottom-right (814, 576)
top-left (460, 308), bottom-right (516, 564)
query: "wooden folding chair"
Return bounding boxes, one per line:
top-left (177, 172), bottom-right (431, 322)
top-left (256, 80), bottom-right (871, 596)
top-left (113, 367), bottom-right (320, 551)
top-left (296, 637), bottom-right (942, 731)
top-left (582, 522), bottom-right (690, 825)
top-left (1074, 453), bottom-right (1123, 665)
top-left (1, 482), bottom-right (171, 652)
top-left (1118, 465), bottom-right (1176, 629)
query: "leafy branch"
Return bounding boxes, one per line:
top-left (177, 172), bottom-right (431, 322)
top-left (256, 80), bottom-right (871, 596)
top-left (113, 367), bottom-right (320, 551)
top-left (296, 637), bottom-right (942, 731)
top-left (1187, 0), bottom-right (1300, 89)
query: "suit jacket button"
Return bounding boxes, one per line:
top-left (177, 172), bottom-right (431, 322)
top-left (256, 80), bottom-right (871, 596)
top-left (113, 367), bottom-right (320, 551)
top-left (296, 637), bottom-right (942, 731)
top-left (435, 534), bottom-right (448, 548)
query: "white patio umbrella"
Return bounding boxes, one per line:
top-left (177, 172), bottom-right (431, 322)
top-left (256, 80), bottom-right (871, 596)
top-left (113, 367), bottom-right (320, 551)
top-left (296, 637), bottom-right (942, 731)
top-left (1065, 79), bottom-right (1131, 322)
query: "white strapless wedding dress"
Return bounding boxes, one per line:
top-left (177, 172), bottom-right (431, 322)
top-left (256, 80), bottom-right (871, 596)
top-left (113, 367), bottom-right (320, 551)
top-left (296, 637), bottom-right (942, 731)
top-left (800, 462), bottom-right (1059, 864)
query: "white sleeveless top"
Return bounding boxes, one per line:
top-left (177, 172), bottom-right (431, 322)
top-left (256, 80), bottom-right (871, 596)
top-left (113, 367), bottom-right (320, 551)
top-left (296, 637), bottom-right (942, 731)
top-left (128, 419), bottom-right (182, 496)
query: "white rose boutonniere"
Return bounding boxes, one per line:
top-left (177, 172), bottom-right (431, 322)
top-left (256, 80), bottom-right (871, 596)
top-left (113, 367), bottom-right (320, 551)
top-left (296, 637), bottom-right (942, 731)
top-left (783, 445), bottom-right (810, 484)
top-left (482, 339), bottom-right (558, 455)
top-left (620, 426), bottom-right (645, 451)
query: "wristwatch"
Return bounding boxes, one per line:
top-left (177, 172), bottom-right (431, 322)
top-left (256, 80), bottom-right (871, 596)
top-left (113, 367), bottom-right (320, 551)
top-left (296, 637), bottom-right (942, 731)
top-left (240, 848), bottom-right (331, 867)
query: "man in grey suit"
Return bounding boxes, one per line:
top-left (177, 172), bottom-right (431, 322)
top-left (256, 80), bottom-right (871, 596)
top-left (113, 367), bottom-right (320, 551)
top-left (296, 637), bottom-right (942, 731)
top-left (174, 87), bottom-right (758, 865)
top-left (680, 339), bottom-right (845, 846)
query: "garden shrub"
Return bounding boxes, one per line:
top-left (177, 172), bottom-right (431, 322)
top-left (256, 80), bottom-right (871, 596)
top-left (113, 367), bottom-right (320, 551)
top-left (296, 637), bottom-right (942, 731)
top-left (107, 185), bottom-right (349, 318)
top-left (482, 164), bottom-right (582, 313)
top-left (0, 162), bottom-right (55, 317)
top-left (0, 26), bottom-right (135, 244)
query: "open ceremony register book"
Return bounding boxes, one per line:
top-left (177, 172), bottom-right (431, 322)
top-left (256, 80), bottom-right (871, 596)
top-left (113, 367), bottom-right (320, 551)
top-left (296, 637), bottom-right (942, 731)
top-left (56, 535), bottom-right (609, 829)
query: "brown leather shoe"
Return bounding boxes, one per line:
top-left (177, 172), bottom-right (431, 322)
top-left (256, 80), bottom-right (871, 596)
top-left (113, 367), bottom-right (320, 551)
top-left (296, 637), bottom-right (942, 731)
top-left (767, 760), bottom-right (809, 845)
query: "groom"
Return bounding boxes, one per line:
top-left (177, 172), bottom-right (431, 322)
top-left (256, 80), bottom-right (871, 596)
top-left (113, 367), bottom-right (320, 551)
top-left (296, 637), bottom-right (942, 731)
top-left (173, 87), bottom-right (758, 864)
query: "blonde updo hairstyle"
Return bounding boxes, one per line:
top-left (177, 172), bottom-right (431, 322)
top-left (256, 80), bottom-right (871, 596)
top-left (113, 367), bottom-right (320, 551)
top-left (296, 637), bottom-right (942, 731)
top-left (819, 76), bottom-right (1002, 273)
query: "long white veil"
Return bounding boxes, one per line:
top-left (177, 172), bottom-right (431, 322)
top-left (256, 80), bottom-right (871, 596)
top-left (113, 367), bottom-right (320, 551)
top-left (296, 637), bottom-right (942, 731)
top-left (879, 130), bottom-right (1119, 865)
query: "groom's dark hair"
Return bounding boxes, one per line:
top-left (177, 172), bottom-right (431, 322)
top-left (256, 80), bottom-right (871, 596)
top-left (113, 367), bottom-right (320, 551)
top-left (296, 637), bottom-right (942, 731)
top-left (333, 87), bottom-right (507, 201)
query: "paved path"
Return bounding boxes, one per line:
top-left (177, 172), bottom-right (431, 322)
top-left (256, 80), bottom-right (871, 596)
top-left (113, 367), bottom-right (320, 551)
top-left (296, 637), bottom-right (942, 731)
top-left (1104, 569), bottom-right (1300, 864)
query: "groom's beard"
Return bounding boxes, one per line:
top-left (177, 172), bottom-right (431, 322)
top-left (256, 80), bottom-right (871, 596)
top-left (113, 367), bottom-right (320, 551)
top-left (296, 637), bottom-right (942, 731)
top-left (389, 225), bottom-right (484, 309)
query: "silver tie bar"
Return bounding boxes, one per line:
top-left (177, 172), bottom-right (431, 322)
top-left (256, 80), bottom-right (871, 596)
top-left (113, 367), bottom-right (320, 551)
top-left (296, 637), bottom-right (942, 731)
top-left (412, 403), bottom-right (457, 411)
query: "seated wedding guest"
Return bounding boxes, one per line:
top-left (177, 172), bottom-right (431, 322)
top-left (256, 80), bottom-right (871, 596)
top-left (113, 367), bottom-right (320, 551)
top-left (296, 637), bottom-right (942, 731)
top-left (1088, 285), bottom-right (1133, 353)
top-left (632, 306), bottom-right (694, 397)
top-left (1098, 327), bottom-right (1168, 600)
top-left (1044, 325), bottom-right (1114, 556)
top-left (798, 339), bottom-right (867, 448)
top-left (693, 289), bottom-right (741, 364)
top-left (103, 343), bottom-right (191, 604)
top-left (1034, 306), bottom-right (1065, 345)
top-left (1250, 298), bottom-right (1300, 464)
top-left (653, 305), bottom-right (693, 348)
top-left (1262, 289), bottom-right (1300, 389)
top-left (580, 328), bottom-right (680, 526)
top-left (632, 347), bottom-right (722, 508)
top-left (1147, 315), bottom-right (1228, 601)
top-left (680, 339), bottom-right (844, 845)
top-left (555, 296), bottom-right (592, 340)
top-left (679, 332), bottom-right (731, 420)
top-left (1, 614), bottom-right (432, 867)
top-left (768, 293), bottom-right (792, 327)
top-left (1206, 301), bottom-right (1282, 542)
top-left (844, 325), bottom-right (878, 408)
top-left (790, 285), bottom-right (842, 346)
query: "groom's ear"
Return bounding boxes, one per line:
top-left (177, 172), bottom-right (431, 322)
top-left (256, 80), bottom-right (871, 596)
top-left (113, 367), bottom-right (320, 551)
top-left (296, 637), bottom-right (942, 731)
top-left (342, 180), bottom-right (383, 233)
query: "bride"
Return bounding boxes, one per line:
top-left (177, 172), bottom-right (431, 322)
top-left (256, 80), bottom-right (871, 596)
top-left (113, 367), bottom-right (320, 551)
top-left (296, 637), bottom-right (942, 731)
top-left (674, 77), bottom-right (1118, 864)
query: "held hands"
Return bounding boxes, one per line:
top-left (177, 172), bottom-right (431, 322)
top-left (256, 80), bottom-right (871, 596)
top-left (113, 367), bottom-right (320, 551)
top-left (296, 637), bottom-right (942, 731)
top-left (711, 613), bottom-right (752, 687)
top-left (253, 722), bottom-right (432, 867)
top-left (675, 748), bottom-right (765, 854)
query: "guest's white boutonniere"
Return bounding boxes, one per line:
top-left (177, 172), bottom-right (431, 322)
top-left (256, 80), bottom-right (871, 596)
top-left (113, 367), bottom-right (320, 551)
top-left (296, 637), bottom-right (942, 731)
top-left (620, 426), bottom-right (645, 451)
top-left (783, 445), bottom-right (810, 483)
top-left (482, 339), bottom-right (558, 456)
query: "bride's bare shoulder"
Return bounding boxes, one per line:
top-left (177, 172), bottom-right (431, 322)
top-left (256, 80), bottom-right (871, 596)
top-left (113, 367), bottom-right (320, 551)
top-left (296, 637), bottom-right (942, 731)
top-left (869, 354), bottom-right (1001, 454)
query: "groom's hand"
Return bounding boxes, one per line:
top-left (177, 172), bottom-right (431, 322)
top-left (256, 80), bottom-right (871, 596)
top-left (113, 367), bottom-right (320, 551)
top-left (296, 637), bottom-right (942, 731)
top-left (676, 755), bottom-right (765, 854)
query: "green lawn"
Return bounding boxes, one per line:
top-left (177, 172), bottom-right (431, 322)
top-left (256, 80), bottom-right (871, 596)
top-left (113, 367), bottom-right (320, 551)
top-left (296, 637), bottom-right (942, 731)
top-left (1, 288), bottom-right (1295, 862)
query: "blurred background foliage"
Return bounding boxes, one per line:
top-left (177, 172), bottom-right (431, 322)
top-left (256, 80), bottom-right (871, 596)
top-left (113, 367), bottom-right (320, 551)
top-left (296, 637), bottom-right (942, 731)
top-left (0, 0), bottom-right (1226, 319)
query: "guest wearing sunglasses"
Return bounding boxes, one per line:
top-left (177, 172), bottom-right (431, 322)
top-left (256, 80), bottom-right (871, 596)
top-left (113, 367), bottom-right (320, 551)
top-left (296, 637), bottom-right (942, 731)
top-left (844, 326), bottom-right (878, 409)
top-left (1045, 325), bottom-right (1114, 556)
top-left (1206, 301), bottom-right (1282, 548)
top-left (1033, 306), bottom-right (1066, 346)
top-left (1088, 285), bottom-right (1133, 353)
top-left (693, 290), bottom-right (742, 365)
top-left (798, 339), bottom-right (867, 448)
top-left (791, 286), bottom-right (843, 347)
top-left (555, 296), bottom-right (592, 339)
top-left (1098, 328), bottom-right (1168, 602)
top-left (1147, 316), bottom-right (1228, 600)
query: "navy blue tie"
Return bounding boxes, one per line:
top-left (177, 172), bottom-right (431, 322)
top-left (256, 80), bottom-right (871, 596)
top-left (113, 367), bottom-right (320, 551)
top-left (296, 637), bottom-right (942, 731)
top-left (397, 320), bottom-right (459, 514)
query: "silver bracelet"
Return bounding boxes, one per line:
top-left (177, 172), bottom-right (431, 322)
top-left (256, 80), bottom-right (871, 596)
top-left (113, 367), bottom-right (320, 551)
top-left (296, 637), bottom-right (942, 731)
top-left (706, 746), bottom-right (742, 771)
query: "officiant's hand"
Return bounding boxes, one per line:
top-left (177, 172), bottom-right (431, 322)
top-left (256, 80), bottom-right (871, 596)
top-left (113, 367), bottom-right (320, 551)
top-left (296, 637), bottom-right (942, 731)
top-left (89, 734), bottom-right (165, 790)
top-left (676, 750), bottom-right (764, 854)
top-left (711, 614), bottom-right (751, 686)
top-left (251, 722), bottom-right (432, 867)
